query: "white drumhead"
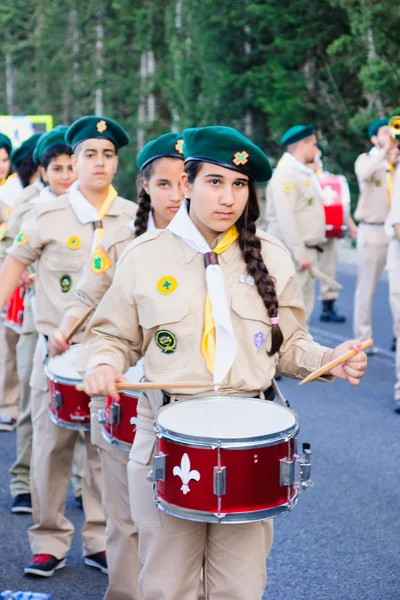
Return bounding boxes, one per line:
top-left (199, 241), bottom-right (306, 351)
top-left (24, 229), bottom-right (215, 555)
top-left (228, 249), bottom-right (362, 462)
top-left (157, 397), bottom-right (296, 440)
top-left (47, 344), bottom-right (83, 382)
top-left (124, 359), bottom-right (144, 383)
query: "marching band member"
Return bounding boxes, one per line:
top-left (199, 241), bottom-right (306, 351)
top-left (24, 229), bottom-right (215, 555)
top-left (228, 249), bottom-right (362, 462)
top-left (82, 126), bottom-right (367, 599)
top-left (354, 118), bottom-right (399, 353)
top-left (0, 116), bottom-right (135, 578)
top-left (54, 132), bottom-right (184, 600)
top-left (266, 125), bottom-right (326, 323)
top-left (0, 133), bottom-right (40, 431)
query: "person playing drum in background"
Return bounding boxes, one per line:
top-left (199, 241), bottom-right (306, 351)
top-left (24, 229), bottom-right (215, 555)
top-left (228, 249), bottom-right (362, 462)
top-left (53, 132), bottom-right (184, 600)
top-left (82, 125), bottom-right (367, 600)
top-left (0, 126), bottom-right (80, 515)
top-left (0, 133), bottom-right (41, 432)
top-left (265, 124), bottom-right (326, 324)
top-left (0, 116), bottom-right (136, 578)
top-left (354, 118), bottom-right (399, 354)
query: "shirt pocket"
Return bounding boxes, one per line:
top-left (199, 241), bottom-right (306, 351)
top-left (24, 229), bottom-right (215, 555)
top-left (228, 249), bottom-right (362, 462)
top-left (137, 299), bottom-right (196, 371)
top-left (231, 288), bottom-right (273, 367)
top-left (41, 245), bottom-right (87, 273)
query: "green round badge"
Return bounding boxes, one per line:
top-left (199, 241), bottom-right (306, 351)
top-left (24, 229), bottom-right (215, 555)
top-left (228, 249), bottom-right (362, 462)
top-left (155, 329), bottom-right (177, 354)
top-left (60, 274), bottom-right (72, 293)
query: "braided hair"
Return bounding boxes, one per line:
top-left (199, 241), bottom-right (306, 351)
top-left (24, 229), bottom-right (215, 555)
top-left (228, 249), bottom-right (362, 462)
top-left (134, 161), bottom-right (154, 237)
top-left (185, 160), bottom-right (284, 356)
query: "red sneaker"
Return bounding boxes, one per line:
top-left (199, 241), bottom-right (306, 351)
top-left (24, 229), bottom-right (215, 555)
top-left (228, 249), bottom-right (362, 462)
top-left (24, 554), bottom-right (66, 577)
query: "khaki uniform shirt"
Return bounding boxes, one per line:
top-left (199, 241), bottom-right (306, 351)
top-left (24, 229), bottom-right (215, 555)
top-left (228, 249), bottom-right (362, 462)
top-left (385, 166), bottom-right (400, 238)
top-left (354, 147), bottom-right (390, 223)
top-left (82, 228), bottom-right (330, 400)
top-left (266, 154), bottom-right (326, 264)
top-left (0, 183), bottom-right (43, 260)
top-left (7, 194), bottom-right (136, 339)
top-left (65, 210), bottom-right (137, 321)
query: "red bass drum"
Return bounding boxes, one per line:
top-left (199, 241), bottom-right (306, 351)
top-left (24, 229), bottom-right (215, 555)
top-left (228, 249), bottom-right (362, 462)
top-left (319, 174), bottom-right (350, 239)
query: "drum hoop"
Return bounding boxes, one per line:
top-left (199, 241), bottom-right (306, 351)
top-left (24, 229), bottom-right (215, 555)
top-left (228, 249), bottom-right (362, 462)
top-left (44, 360), bottom-right (82, 387)
top-left (100, 425), bottom-right (131, 452)
top-left (155, 491), bottom-right (299, 524)
top-left (48, 407), bottom-right (90, 431)
top-left (154, 396), bottom-right (299, 449)
top-left (119, 389), bottom-right (140, 400)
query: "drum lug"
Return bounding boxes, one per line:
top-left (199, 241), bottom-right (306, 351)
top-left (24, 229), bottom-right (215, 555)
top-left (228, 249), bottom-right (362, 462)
top-left (280, 458), bottom-right (295, 486)
top-left (53, 390), bottom-right (63, 410)
top-left (153, 453), bottom-right (166, 482)
top-left (108, 403), bottom-right (120, 425)
top-left (297, 443), bottom-right (313, 489)
top-left (98, 409), bottom-right (107, 425)
top-left (213, 466), bottom-right (226, 496)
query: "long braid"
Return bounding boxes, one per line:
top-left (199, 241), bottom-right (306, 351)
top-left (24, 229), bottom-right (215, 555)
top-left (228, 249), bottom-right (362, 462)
top-left (237, 187), bottom-right (284, 356)
top-left (134, 161), bottom-right (154, 237)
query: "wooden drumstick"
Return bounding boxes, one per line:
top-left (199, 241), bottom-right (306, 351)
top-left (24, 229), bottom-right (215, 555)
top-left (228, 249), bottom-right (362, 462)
top-left (298, 339), bottom-right (373, 386)
top-left (310, 267), bottom-right (343, 291)
top-left (64, 308), bottom-right (94, 344)
top-left (76, 381), bottom-right (214, 392)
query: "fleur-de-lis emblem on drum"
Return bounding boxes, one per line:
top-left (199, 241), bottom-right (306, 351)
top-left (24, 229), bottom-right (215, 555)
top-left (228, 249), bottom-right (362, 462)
top-left (173, 453), bottom-right (200, 494)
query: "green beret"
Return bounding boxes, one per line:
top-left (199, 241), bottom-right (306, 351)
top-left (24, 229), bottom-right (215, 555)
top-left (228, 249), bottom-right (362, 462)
top-left (11, 133), bottom-right (42, 168)
top-left (183, 126), bottom-right (272, 182)
top-left (368, 118), bottom-right (388, 139)
top-left (0, 133), bottom-right (12, 155)
top-left (316, 142), bottom-right (325, 157)
top-left (33, 125), bottom-right (70, 165)
top-left (280, 125), bottom-right (315, 146)
top-left (65, 116), bottom-right (130, 151)
top-left (137, 133), bottom-right (185, 170)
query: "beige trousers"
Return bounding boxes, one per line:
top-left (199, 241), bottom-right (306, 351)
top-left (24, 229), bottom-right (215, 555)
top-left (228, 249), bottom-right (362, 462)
top-left (127, 394), bottom-right (273, 600)
top-left (71, 432), bottom-right (85, 499)
top-left (28, 341), bottom-right (106, 559)
top-left (0, 320), bottom-right (20, 419)
top-left (318, 238), bottom-right (339, 301)
top-left (354, 224), bottom-right (389, 341)
top-left (387, 239), bottom-right (400, 399)
top-left (90, 398), bottom-right (142, 600)
top-left (296, 248), bottom-right (318, 324)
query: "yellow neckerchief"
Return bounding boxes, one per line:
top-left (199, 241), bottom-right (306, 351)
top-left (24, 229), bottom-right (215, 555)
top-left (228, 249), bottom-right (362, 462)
top-left (0, 177), bottom-right (6, 187)
top-left (201, 225), bottom-right (239, 373)
top-left (95, 184), bottom-right (118, 244)
top-left (388, 162), bottom-right (394, 207)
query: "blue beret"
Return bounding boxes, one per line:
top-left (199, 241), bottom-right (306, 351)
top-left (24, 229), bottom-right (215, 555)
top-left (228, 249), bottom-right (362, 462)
top-left (368, 118), bottom-right (388, 139)
top-left (280, 125), bottom-right (315, 146)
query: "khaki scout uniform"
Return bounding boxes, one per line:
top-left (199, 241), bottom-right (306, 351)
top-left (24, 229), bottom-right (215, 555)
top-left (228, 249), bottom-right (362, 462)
top-left (8, 192), bottom-right (136, 560)
top-left (385, 166), bottom-right (400, 400)
top-left (354, 147), bottom-right (391, 341)
top-left (68, 216), bottom-right (140, 600)
top-left (266, 153), bottom-right (326, 322)
top-left (82, 228), bottom-right (331, 600)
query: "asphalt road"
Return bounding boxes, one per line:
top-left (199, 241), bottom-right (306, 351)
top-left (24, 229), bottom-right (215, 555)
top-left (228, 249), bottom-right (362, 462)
top-left (0, 259), bottom-right (399, 600)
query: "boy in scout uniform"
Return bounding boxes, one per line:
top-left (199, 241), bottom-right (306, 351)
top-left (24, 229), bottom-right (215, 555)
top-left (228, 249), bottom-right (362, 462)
top-left (0, 116), bottom-right (136, 577)
top-left (266, 125), bottom-right (326, 322)
top-left (0, 133), bottom-right (41, 431)
top-left (354, 118), bottom-right (399, 352)
top-left (51, 132), bottom-right (184, 600)
top-left (385, 156), bottom-right (400, 410)
top-left (81, 126), bottom-right (367, 600)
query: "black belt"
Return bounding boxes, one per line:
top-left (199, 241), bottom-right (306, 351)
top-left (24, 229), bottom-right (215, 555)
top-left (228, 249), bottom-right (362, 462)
top-left (305, 244), bottom-right (324, 253)
top-left (360, 222), bottom-right (385, 226)
top-left (162, 385), bottom-right (276, 407)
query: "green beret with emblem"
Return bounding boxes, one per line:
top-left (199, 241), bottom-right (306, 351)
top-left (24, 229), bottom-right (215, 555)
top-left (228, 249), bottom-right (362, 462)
top-left (11, 133), bottom-right (42, 168)
top-left (137, 132), bottom-right (185, 171)
top-left (280, 125), bottom-right (315, 146)
top-left (65, 116), bottom-right (130, 151)
top-left (368, 118), bottom-right (388, 139)
top-left (33, 125), bottom-right (70, 165)
top-left (182, 126), bottom-right (272, 182)
top-left (0, 133), bottom-right (12, 155)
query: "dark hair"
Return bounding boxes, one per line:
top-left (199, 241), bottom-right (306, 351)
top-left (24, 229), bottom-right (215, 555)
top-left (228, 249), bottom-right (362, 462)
top-left (133, 161), bottom-right (155, 237)
top-left (184, 160), bottom-right (284, 356)
top-left (0, 144), bottom-right (12, 179)
top-left (41, 143), bottom-right (73, 170)
top-left (16, 154), bottom-right (38, 188)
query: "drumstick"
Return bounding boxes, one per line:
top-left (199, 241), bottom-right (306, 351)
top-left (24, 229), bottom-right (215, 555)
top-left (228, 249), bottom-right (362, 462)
top-left (76, 381), bottom-right (214, 392)
top-left (64, 308), bottom-right (95, 343)
top-left (310, 267), bottom-right (342, 291)
top-left (298, 339), bottom-right (373, 386)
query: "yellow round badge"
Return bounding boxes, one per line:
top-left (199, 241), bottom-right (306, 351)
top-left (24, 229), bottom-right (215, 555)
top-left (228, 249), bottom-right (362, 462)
top-left (67, 236), bottom-right (81, 250)
top-left (304, 179), bottom-right (311, 187)
top-left (157, 276), bottom-right (178, 295)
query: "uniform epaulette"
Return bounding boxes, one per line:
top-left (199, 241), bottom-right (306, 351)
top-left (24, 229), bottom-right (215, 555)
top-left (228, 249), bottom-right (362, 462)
top-left (114, 196), bottom-right (138, 219)
top-left (18, 185), bottom-right (40, 205)
top-left (118, 228), bottom-right (163, 263)
top-left (256, 229), bottom-right (291, 255)
top-left (35, 194), bottom-right (70, 217)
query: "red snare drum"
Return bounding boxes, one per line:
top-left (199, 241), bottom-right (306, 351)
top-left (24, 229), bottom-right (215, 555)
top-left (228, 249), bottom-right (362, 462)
top-left (45, 345), bottom-right (91, 431)
top-left (152, 397), bottom-right (312, 524)
top-left (319, 174), bottom-right (350, 239)
top-left (99, 362), bottom-right (144, 452)
top-left (4, 286), bottom-right (26, 333)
